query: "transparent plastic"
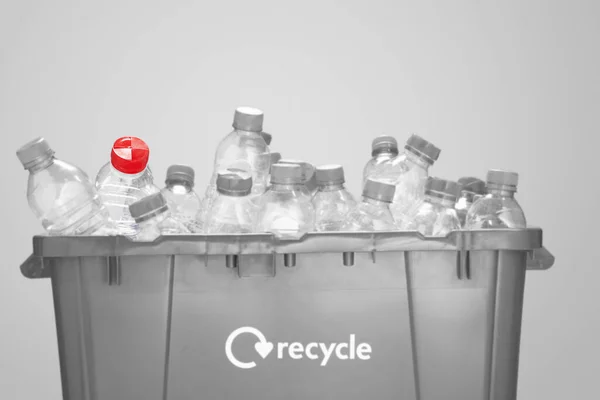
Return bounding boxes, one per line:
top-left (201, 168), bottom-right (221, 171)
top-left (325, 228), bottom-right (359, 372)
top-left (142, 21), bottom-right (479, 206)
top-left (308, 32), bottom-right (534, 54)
top-left (95, 162), bottom-right (154, 190)
top-left (255, 183), bottom-right (315, 239)
top-left (466, 189), bottom-right (527, 229)
top-left (403, 196), bottom-right (461, 236)
top-left (376, 151), bottom-right (431, 226)
top-left (205, 195), bottom-right (255, 234)
top-left (362, 150), bottom-right (397, 187)
top-left (161, 181), bottom-right (202, 233)
top-left (26, 157), bottom-right (112, 235)
top-left (455, 191), bottom-right (478, 227)
top-left (133, 211), bottom-right (191, 242)
top-left (96, 166), bottom-right (160, 238)
top-left (341, 197), bottom-right (396, 231)
top-left (312, 184), bottom-right (356, 231)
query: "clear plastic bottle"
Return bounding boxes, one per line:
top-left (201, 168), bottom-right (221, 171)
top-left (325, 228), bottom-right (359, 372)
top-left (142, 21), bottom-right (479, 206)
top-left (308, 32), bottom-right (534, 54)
top-left (312, 165), bottom-right (356, 231)
top-left (341, 179), bottom-right (396, 231)
top-left (362, 135), bottom-right (399, 186)
top-left (95, 162), bottom-right (153, 190)
top-left (129, 192), bottom-right (190, 242)
top-left (16, 137), bottom-right (112, 236)
top-left (255, 163), bottom-right (315, 239)
top-left (277, 159), bottom-right (317, 198)
top-left (96, 136), bottom-right (160, 238)
top-left (466, 170), bottom-right (527, 229)
top-left (161, 165), bottom-right (203, 233)
top-left (260, 132), bottom-right (273, 146)
top-left (455, 177), bottom-right (487, 227)
top-left (402, 177), bottom-right (461, 236)
top-left (205, 169), bottom-right (255, 233)
top-left (376, 134), bottom-right (441, 227)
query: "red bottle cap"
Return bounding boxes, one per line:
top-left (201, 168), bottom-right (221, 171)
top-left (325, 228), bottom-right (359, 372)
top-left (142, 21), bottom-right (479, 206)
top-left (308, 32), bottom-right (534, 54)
top-left (110, 137), bottom-right (150, 174)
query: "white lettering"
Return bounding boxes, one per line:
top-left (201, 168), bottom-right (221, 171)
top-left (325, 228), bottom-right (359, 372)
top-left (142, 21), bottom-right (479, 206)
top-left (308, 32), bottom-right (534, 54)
top-left (277, 342), bottom-right (289, 359)
top-left (305, 343), bottom-right (318, 360)
top-left (335, 343), bottom-right (349, 360)
top-left (320, 343), bottom-right (337, 367)
top-left (357, 343), bottom-right (372, 360)
top-left (288, 342), bottom-right (304, 360)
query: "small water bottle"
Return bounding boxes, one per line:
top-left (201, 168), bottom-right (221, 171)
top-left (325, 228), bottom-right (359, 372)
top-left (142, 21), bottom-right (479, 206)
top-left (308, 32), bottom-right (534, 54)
top-left (205, 169), bottom-right (255, 233)
top-left (312, 165), bottom-right (356, 231)
top-left (455, 177), bottom-right (487, 227)
top-left (341, 179), bottom-right (396, 231)
top-left (96, 136), bottom-right (160, 238)
top-left (129, 192), bottom-right (190, 242)
top-left (377, 134), bottom-right (441, 227)
top-left (466, 170), bottom-right (527, 229)
top-left (363, 135), bottom-right (399, 186)
top-left (402, 177), bottom-right (461, 236)
top-left (278, 159), bottom-right (317, 198)
top-left (17, 137), bottom-right (112, 235)
top-left (255, 163), bottom-right (315, 239)
top-left (161, 165), bottom-right (203, 233)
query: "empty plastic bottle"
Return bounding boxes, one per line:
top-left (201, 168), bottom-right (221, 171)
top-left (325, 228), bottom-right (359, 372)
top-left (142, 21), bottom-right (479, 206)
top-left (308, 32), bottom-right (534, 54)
top-left (255, 163), bottom-right (315, 239)
top-left (278, 159), bottom-right (317, 198)
top-left (161, 165), bottom-right (202, 233)
top-left (312, 165), bottom-right (356, 231)
top-left (129, 192), bottom-right (190, 242)
top-left (363, 135), bottom-right (399, 186)
top-left (260, 132), bottom-right (273, 146)
top-left (96, 137), bottom-right (160, 238)
top-left (205, 169), bottom-right (255, 233)
top-left (466, 170), bottom-right (527, 229)
top-left (402, 177), bottom-right (461, 236)
top-left (16, 137), bottom-right (112, 236)
top-left (377, 134), bottom-right (441, 227)
top-left (341, 179), bottom-right (396, 231)
top-left (455, 177), bottom-right (487, 227)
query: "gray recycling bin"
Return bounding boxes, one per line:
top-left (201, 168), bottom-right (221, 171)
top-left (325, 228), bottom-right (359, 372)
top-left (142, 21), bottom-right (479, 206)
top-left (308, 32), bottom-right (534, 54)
top-left (21, 228), bottom-right (554, 400)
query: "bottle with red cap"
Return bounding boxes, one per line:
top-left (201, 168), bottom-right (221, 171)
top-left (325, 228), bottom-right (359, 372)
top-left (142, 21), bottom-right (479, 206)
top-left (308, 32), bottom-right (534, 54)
top-left (96, 136), bottom-right (160, 238)
top-left (16, 137), bottom-right (113, 236)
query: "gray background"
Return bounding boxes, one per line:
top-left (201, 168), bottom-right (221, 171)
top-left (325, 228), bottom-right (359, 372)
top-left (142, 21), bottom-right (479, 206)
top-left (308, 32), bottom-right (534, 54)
top-left (0, 0), bottom-right (598, 399)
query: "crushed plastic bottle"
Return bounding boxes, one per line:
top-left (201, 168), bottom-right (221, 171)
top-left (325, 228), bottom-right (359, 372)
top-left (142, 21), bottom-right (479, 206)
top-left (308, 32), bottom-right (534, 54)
top-left (363, 135), bottom-right (399, 186)
top-left (161, 165), bottom-right (202, 233)
top-left (341, 179), bottom-right (396, 231)
top-left (17, 137), bottom-right (112, 236)
top-left (376, 134), bottom-right (441, 227)
top-left (312, 165), bottom-right (356, 231)
top-left (205, 169), bottom-right (255, 233)
top-left (255, 163), bottom-right (315, 239)
top-left (466, 170), bottom-right (527, 229)
top-left (277, 159), bottom-right (317, 198)
top-left (129, 192), bottom-right (190, 242)
top-left (455, 177), bottom-right (487, 227)
top-left (96, 137), bottom-right (160, 238)
top-left (402, 177), bottom-right (461, 237)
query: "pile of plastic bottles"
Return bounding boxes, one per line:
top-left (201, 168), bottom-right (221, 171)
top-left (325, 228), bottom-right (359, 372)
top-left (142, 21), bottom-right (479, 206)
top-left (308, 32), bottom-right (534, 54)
top-left (16, 106), bottom-right (527, 241)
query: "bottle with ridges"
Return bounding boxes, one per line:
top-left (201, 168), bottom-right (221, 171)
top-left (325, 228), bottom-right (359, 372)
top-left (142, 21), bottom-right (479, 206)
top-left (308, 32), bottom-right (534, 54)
top-left (312, 165), bottom-right (356, 231)
top-left (161, 165), bottom-right (202, 233)
top-left (17, 137), bottom-right (112, 235)
top-left (466, 170), bottom-right (527, 229)
top-left (129, 192), bottom-right (190, 242)
top-left (402, 177), bottom-right (461, 236)
top-left (205, 169), bottom-right (255, 233)
top-left (255, 163), bottom-right (315, 239)
top-left (341, 179), bottom-right (396, 231)
top-left (277, 159), bottom-right (317, 198)
top-left (376, 134), bottom-right (441, 226)
top-left (455, 177), bottom-right (487, 227)
top-left (363, 135), bottom-right (399, 186)
top-left (96, 137), bottom-right (160, 238)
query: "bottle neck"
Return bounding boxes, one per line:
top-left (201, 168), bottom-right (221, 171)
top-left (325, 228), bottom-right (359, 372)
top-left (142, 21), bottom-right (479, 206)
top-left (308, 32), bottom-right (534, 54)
top-left (404, 149), bottom-right (432, 169)
top-left (425, 194), bottom-right (456, 208)
top-left (317, 183), bottom-right (345, 192)
top-left (362, 196), bottom-right (389, 207)
top-left (235, 128), bottom-right (263, 138)
top-left (28, 155), bottom-right (55, 173)
top-left (270, 182), bottom-right (305, 191)
top-left (372, 149), bottom-right (398, 159)
top-left (488, 188), bottom-right (516, 198)
top-left (166, 180), bottom-right (193, 193)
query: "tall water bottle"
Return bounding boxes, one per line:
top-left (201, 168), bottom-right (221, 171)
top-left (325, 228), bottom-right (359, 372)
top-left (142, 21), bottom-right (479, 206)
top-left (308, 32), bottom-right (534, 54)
top-left (312, 165), bottom-right (356, 231)
top-left (278, 159), bottom-right (317, 198)
top-left (466, 170), bottom-right (527, 229)
top-left (377, 134), bottom-right (441, 226)
top-left (363, 135), bottom-right (399, 186)
top-left (341, 179), bottom-right (396, 231)
top-left (96, 136), bottom-right (160, 238)
top-left (161, 165), bottom-right (202, 233)
top-left (402, 177), bottom-right (461, 236)
top-left (129, 193), bottom-right (190, 242)
top-left (455, 177), bottom-right (487, 227)
top-left (16, 137), bottom-right (112, 235)
top-left (205, 169), bottom-right (255, 233)
top-left (255, 163), bottom-right (315, 239)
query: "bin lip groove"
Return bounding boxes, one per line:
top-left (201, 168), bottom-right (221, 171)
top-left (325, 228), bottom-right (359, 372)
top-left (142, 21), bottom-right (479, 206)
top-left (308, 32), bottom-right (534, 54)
top-left (30, 227), bottom-right (543, 257)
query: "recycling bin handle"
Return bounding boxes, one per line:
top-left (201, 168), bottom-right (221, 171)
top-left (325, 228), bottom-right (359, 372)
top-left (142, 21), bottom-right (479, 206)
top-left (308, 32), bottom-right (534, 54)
top-left (526, 246), bottom-right (555, 270)
top-left (20, 254), bottom-right (51, 279)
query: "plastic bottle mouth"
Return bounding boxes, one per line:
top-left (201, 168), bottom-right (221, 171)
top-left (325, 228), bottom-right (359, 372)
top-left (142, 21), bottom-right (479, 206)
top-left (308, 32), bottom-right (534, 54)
top-left (486, 183), bottom-right (517, 193)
